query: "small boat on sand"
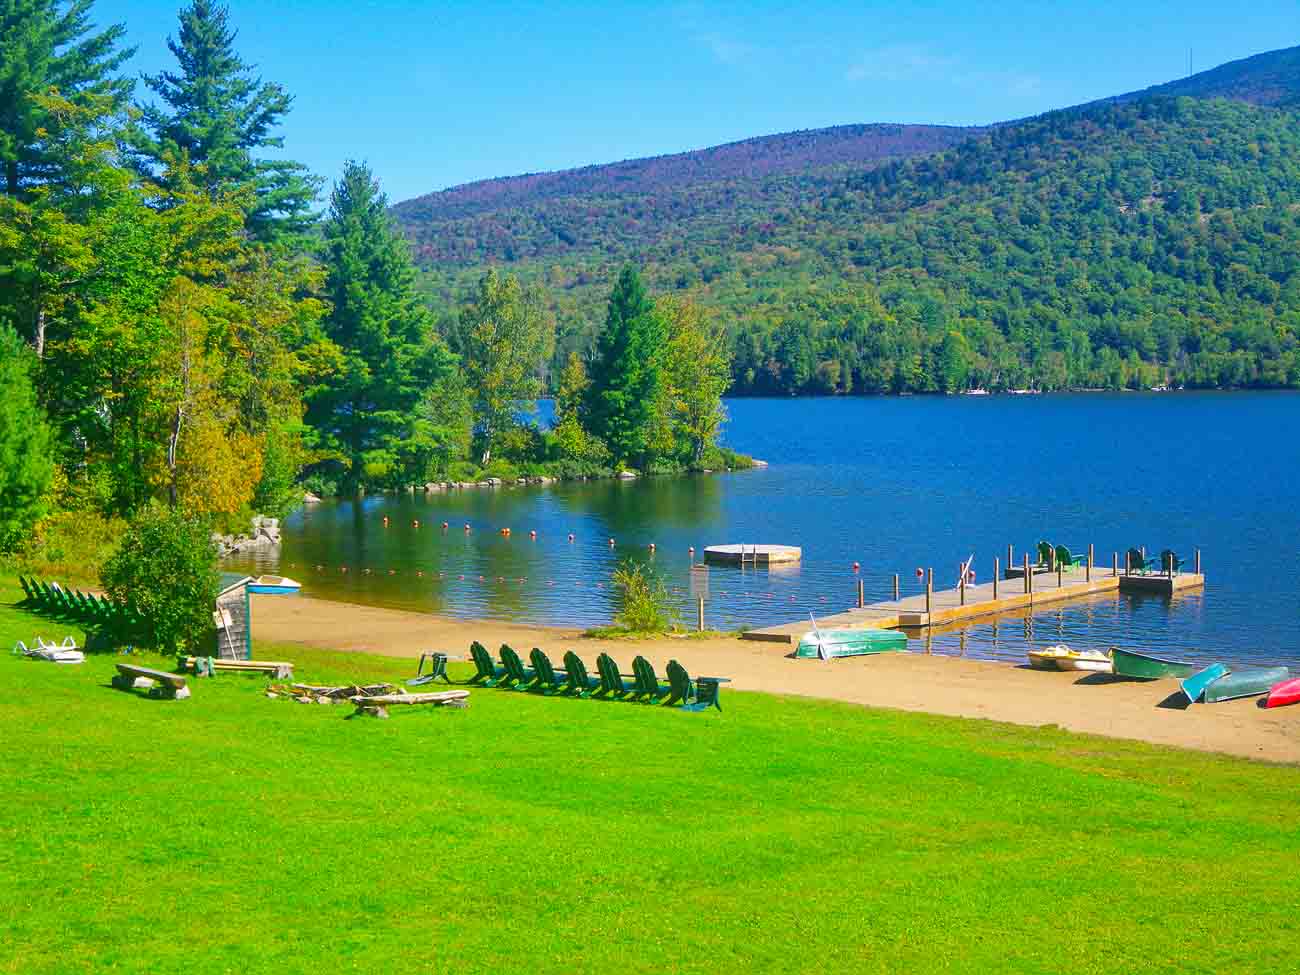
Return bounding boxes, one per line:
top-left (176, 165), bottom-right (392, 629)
top-left (1110, 647), bottom-right (1196, 680)
top-left (1027, 645), bottom-right (1110, 672)
top-left (1265, 677), bottom-right (1300, 709)
top-left (1181, 663), bottom-right (1230, 703)
top-left (1204, 666), bottom-right (1290, 704)
top-left (795, 628), bottom-right (907, 659)
top-left (248, 575), bottom-right (301, 595)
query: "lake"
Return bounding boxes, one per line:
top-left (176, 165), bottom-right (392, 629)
top-left (227, 392), bottom-right (1300, 668)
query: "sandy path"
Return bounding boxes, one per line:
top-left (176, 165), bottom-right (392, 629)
top-left (252, 595), bottom-right (1300, 764)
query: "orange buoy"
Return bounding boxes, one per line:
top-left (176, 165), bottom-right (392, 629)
top-left (529, 530), bottom-right (537, 539)
top-left (852, 562), bottom-right (860, 572)
top-left (608, 538), bottom-right (615, 547)
top-left (442, 521), bottom-right (449, 530)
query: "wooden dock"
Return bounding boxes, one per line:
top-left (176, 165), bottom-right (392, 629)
top-left (741, 567), bottom-right (1205, 644)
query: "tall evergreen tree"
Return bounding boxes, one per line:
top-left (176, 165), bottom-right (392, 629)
top-left (306, 161), bottom-right (450, 494)
top-left (0, 0), bottom-right (133, 198)
top-left (584, 265), bottom-right (666, 466)
top-left (0, 323), bottom-right (54, 548)
top-left (127, 0), bottom-right (319, 242)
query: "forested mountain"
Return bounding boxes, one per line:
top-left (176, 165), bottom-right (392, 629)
top-left (392, 123), bottom-right (978, 263)
top-left (397, 45), bottom-right (1300, 392)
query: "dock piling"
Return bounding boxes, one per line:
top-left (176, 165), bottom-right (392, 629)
top-left (994, 558), bottom-right (1000, 599)
top-left (697, 596), bottom-right (704, 632)
top-left (925, 569), bottom-right (933, 616)
top-left (1195, 548), bottom-right (1201, 575)
top-left (857, 579), bottom-right (865, 609)
top-left (1006, 544), bottom-right (1013, 573)
top-left (959, 567), bottom-right (966, 606)
top-left (892, 573), bottom-right (900, 601)
top-left (1112, 551), bottom-right (1118, 577)
top-left (1057, 563), bottom-right (1063, 588)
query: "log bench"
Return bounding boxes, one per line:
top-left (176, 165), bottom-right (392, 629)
top-left (350, 689), bottom-right (469, 718)
top-left (113, 663), bottom-right (190, 700)
top-left (181, 656), bottom-right (293, 679)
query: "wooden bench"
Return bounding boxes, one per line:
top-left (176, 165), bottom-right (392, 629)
top-left (113, 664), bottom-right (190, 700)
top-left (349, 689), bottom-right (469, 718)
top-left (181, 656), bottom-right (293, 679)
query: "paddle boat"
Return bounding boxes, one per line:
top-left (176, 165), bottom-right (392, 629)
top-left (795, 628), bottom-right (907, 659)
top-left (1265, 677), bottom-right (1300, 709)
top-left (1110, 647), bottom-right (1196, 680)
top-left (248, 575), bottom-right (301, 595)
top-left (1026, 645), bottom-right (1109, 671)
top-left (1203, 666), bottom-right (1290, 704)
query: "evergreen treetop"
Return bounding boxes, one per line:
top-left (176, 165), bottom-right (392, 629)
top-left (0, 0), bottom-right (134, 197)
top-left (128, 0), bottom-right (319, 243)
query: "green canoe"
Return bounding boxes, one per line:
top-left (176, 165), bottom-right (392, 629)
top-left (1204, 666), bottom-right (1291, 703)
top-left (795, 628), bottom-right (908, 659)
top-left (1111, 647), bottom-right (1197, 680)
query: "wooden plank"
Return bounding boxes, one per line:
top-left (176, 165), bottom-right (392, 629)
top-left (116, 664), bottom-right (186, 688)
top-left (351, 691), bottom-right (469, 706)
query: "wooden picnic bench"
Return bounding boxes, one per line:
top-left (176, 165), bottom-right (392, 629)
top-left (349, 689), bottom-right (469, 718)
top-left (181, 656), bottom-right (293, 679)
top-left (113, 663), bottom-right (191, 700)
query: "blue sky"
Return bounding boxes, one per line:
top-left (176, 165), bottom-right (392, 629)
top-left (94, 0), bottom-right (1299, 203)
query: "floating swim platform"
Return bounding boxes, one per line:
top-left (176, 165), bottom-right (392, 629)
top-left (704, 544), bottom-right (801, 566)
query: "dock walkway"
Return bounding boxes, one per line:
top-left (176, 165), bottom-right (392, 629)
top-left (742, 567), bottom-right (1204, 644)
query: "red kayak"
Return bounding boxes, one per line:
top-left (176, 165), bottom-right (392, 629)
top-left (1265, 677), bottom-right (1300, 709)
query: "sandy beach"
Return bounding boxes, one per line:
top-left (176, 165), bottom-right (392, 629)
top-left (252, 594), bottom-right (1300, 764)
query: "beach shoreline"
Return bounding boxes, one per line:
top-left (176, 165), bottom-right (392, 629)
top-left (252, 593), bottom-right (1300, 764)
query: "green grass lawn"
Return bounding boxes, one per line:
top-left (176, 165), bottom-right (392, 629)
top-left (2, 581), bottom-right (1298, 974)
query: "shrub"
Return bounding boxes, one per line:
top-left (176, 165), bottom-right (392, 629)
top-left (300, 472), bottom-right (337, 499)
top-left (0, 325), bottom-right (54, 551)
top-left (101, 505), bottom-right (219, 652)
top-left (446, 461), bottom-right (481, 483)
top-left (480, 459), bottom-right (520, 482)
top-left (1, 508), bottom-right (124, 585)
top-left (611, 560), bottom-right (678, 633)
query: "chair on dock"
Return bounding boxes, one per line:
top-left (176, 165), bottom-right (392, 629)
top-left (1054, 545), bottom-right (1085, 570)
top-left (528, 648), bottom-right (568, 695)
top-left (1126, 548), bottom-right (1156, 574)
top-left (498, 644), bottom-right (538, 690)
top-left (595, 652), bottom-right (635, 699)
top-left (1035, 541), bottom-right (1055, 570)
top-left (563, 651), bottom-right (600, 697)
top-left (467, 641), bottom-right (507, 686)
top-left (665, 660), bottom-right (726, 712)
top-left (1160, 549), bottom-right (1186, 576)
top-left (630, 656), bottom-right (672, 703)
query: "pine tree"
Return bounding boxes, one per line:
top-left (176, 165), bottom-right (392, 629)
top-left (0, 323), bottom-right (54, 548)
top-left (585, 265), bottom-right (666, 467)
top-left (0, 0), bottom-right (133, 199)
top-left (128, 0), bottom-right (319, 243)
top-left (307, 161), bottom-right (450, 494)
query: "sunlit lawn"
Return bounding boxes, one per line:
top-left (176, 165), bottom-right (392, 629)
top-left (1, 580), bottom-right (1297, 974)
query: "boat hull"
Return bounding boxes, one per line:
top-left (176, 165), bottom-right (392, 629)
top-left (1055, 655), bottom-right (1113, 673)
top-left (1265, 677), bottom-right (1300, 709)
top-left (795, 629), bottom-right (907, 659)
top-left (1111, 647), bottom-right (1196, 680)
top-left (1204, 667), bottom-right (1290, 704)
top-left (249, 575), bottom-right (301, 595)
top-left (1181, 663), bottom-right (1230, 703)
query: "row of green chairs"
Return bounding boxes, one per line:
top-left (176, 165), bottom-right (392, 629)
top-left (461, 641), bottom-right (725, 712)
top-left (1035, 541), bottom-right (1085, 570)
top-left (1126, 548), bottom-right (1186, 575)
top-left (17, 576), bottom-right (143, 640)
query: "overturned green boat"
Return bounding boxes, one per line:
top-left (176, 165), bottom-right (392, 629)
top-left (795, 628), bottom-right (908, 659)
top-left (1204, 666), bottom-right (1290, 703)
top-left (1110, 647), bottom-right (1197, 680)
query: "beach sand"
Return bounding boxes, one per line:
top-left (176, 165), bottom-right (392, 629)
top-left (252, 594), bottom-right (1300, 764)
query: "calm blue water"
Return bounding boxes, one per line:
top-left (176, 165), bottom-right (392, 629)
top-left (228, 393), bottom-right (1300, 668)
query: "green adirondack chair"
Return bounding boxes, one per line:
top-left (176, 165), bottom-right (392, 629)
top-left (1126, 547), bottom-right (1156, 574)
top-left (665, 659), bottom-right (726, 712)
top-left (594, 653), bottom-right (635, 698)
top-left (467, 641), bottom-right (507, 685)
top-left (562, 651), bottom-right (600, 697)
top-left (1054, 545), bottom-right (1085, 570)
top-left (631, 656), bottom-right (671, 703)
top-left (1160, 549), bottom-right (1186, 575)
top-left (17, 576), bottom-right (35, 606)
top-left (1035, 541), bottom-right (1054, 569)
top-left (498, 644), bottom-right (538, 690)
top-left (528, 648), bottom-right (568, 695)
